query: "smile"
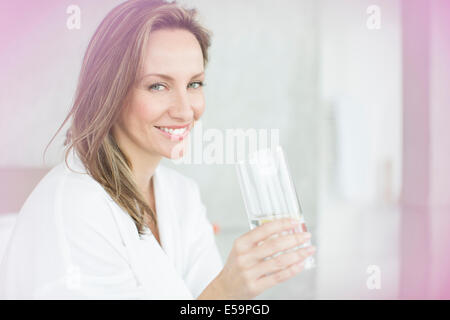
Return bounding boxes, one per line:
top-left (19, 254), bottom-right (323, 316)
top-left (154, 124), bottom-right (191, 141)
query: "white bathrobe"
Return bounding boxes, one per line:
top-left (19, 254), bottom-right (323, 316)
top-left (0, 149), bottom-right (223, 299)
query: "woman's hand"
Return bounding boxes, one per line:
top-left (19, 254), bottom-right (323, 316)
top-left (214, 218), bottom-right (315, 300)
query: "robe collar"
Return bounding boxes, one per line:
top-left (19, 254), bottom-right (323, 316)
top-left (65, 148), bottom-right (192, 298)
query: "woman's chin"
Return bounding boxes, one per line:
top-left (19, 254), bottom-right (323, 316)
top-left (162, 143), bottom-right (188, 160)
top-left (152, 132), bottom-right (191, 160)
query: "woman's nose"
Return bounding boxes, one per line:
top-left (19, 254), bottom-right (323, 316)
top-left (169, 89), bottom-right (194, 120)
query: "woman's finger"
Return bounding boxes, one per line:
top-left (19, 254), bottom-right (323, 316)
top-left (255, 257), bottom-right (308, 291)
top-left (253, 246), bottom-right (315, 279)
top-left (235, 218), bottom-right (300, 254)
top-left (244, 232), bottom-right (312, 267)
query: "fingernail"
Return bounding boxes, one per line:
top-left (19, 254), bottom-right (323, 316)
top-left (291, 219), bottom-right (300, 225)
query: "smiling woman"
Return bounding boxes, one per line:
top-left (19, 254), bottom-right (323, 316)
top-left (0, 0), bottom-right (315, 301)
top-left (0, 0), bottom-right (223, 299)
top-left (57, 0), bottom-right (212, 237)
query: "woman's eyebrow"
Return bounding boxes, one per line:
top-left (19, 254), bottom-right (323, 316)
top-left (140, 71), bottom-right (204, 81)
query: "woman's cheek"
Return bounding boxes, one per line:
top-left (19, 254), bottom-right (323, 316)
top-left (195, 104), bottom-right (205, 118)
top-left (135, 99), bottom-right (165, 121)
top-left (193, 95), bottom-right (206, 116)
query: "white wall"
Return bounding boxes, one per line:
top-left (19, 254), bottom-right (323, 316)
top-left (315, 0), bottom-right (402, 299)
top-left (317, 0), bottom-right (402, 206)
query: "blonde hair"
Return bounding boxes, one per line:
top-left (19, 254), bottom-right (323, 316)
top-left (44, 0), bottom-right (213, 235)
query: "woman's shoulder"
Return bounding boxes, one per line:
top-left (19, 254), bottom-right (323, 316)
top-left (11, 155), bottom-right (121, 251)
top-left (53, 156), bottom-right (108, 192)
top-left (18, 155), bottom-right (113, 219)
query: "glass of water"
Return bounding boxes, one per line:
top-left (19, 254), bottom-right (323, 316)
top-left (235, 145), bottom-right (315, 269)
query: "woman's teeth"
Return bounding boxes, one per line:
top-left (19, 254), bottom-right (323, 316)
top-left (156, 126), bottom-right (187, 135)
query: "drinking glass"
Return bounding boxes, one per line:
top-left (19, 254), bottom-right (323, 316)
top-left (235, 145), bottom-right (315, 270)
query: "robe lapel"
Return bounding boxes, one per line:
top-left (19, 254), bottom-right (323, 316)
top-left (67, 150), bottom-right (193, 299)
top-left (108, 184), bottom-right (193, 299)
top-left (152, 165), bottom-right (185, 277)
top-left (109, 164), bottom-right (192, 299)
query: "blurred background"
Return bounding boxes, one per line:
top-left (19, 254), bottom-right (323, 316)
top-left (0, 0), bottom-right (449, 299)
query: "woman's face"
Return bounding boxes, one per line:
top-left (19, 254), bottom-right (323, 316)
top-left (112, 28), bottom-right (205, 161)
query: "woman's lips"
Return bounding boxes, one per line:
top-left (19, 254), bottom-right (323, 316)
top-left (154, 123), bottom-right (190, 129)
top-left (154, 124), bottom-right (191, 141)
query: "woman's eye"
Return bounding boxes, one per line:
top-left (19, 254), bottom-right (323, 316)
top-left (148, 83), bottom-right (165, 91)
top-left (188, 81), bottom-right (204, 89)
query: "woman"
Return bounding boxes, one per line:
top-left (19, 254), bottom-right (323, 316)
top-left (0, 0), bottom-right (315, 299)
